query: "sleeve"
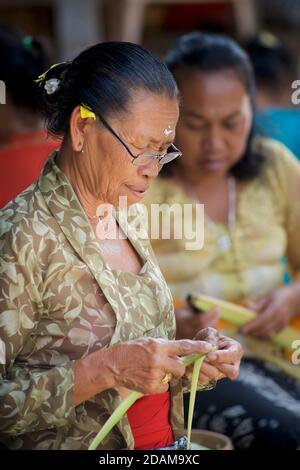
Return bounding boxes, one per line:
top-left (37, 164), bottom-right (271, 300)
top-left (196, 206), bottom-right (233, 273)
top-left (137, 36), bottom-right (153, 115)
top-left (273, 141), bottom-right (300, 280)
top-left (255, 138), bottom-right (300, 280)
top-left (0, 227), bottom-right (77, 437)
top-left (284, 153), bottom-right (300, 280)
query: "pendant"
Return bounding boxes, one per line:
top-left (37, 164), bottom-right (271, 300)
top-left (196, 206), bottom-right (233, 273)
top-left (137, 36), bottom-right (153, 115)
top-left (218, 234), bottom-right (231, 251)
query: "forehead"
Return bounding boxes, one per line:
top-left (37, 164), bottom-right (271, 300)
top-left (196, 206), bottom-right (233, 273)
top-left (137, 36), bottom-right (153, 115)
top-left (180, 70), bottom-right (249, 117)
top-left (122, 90), bottom-right (179, 137)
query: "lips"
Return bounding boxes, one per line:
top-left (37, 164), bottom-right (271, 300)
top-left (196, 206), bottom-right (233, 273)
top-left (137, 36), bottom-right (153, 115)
top-left (201, 159), bottom-right (226, 170)
top-left (126, 185), bottom-right (149, 198)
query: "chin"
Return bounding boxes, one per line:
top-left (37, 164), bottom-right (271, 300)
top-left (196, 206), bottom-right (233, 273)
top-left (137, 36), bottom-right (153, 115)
top-left (115, 191), bottom-right (137, 208)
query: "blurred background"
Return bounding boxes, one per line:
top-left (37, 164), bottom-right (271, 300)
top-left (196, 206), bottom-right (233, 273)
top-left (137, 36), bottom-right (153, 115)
top-left (0, 0), bottom-right (300, 162)
top-left (0, 0), bottom-right (300, 62)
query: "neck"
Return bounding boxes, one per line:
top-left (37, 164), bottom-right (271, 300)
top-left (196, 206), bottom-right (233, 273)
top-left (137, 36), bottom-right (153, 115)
top-left (0, 105), bottom-right (43, 145)
top-left (56, 144), bottom-right (106, 218)
top-left (14, 111), bottom-right (42, 134)
top-left (175, 166), bottom-right (229, 190)
top-left (12, 105), bottom-right (42, 134)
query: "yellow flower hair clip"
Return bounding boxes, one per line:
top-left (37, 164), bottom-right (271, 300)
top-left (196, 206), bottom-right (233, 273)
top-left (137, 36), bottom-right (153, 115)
top-left (80, 104), bottom-right (96, 120)
top-left (35, 62), bottom-right (71, 95)
top-left (34, 63), bottom-right (63, 86)
top-left (259, 31), bottom-right (280, 49)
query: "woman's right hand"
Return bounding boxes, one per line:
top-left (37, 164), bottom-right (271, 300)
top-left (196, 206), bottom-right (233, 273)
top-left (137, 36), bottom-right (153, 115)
top-left (108, 337), bottom-right (214, 395)
top-left (175, 302), bottom-right (220, 340)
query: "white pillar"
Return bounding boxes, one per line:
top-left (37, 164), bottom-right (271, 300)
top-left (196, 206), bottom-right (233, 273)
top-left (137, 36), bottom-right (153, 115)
top-left (233, 0), bottom-right (257, 39)
top-left (106, 0), bottom-right (147, 43)
top-left (55, 0), bottom-right (103, 61)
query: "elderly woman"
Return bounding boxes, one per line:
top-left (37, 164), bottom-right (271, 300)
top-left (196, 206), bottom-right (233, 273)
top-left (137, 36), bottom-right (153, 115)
top-left (0, 42), bottom-right (242, 451)
top-left (144, 33), bottom-right (300, 449)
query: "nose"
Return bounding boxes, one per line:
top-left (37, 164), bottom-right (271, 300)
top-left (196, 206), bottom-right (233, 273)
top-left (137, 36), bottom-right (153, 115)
top-left (138, 160), bottom-right (162, 179)
top-left (203, 126), bottom-right (226, 153)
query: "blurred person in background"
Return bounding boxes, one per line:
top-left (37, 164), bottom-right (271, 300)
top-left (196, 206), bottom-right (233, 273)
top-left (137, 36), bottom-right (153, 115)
top-left (144, 32), bottom-right (300, 449)
top-left (0, 25), bottom-right (58, 208)
top-left (244, 31), bottom-right (300, 160)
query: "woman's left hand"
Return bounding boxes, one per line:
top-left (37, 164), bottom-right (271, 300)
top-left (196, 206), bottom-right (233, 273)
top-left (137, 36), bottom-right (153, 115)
top-left (185, 327), bottom-right (243, 385)
top-left (239, 283), bottom-right (300, 338)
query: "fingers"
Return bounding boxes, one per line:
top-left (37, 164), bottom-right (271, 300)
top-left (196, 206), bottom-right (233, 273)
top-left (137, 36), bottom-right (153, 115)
top-left (206, 342), bottom-right (243, 364)
top-left (194, 326), bottom-right (220, 344)
top-left (239, 305), bottom-right (275, 335)
top-left (216, 337), bottom-right (234, 349)
top-left (199, 374), bottom-right (210, 384)
top-left (198, 373), bottom-right (211, 383)
top-left (142, 379), bottom-right (171, 395)
top-left (246, 317), bottom-right (284, 338)
top-left (200, 362), bottom-right (225, 381)
top-left (186, 366), bottom-right (227, 385)
top-left (185, 360), bottom-right (225, 382)
top-left (246, 295), bottom-right (272, 313)
top-left (200, 308), bottom-right (220, 328)
top-left (213, 363), bottom-right (239, 380)
top-left (206, 307), bottom-right (220, 319)
top-left (202, 308), bottom-right (219, 329)
top-left (145, 338), bottom-right (214, 386)
top-left (176, 304), bottom-right (221, 340)
top-left (182, 335), bottom-right (242, 387)
top-left (193, 310), bottom-right (219, 329)
top-left (201, 360), bottom-right (239, 381)
top-left (133, 365), bottom-right (176, 395)
top-left (185, 364), bottom-right (193, 377)
top-left (141, 336), bottom-right (240, 393)
top-left (158, 355), bottom-right (186, 379)
top-left (120, 366), bottom-right (170, 395)
top-left (185, 358), bottom-right (239, 386)
top-left (162, 338), bottom-right (213, 357)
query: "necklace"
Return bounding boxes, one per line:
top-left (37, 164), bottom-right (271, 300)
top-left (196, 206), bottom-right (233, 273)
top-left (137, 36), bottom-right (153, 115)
top-left (208, 177), bottom-right (236, 252)
top-left (181, 177), bottom-right (236, 252)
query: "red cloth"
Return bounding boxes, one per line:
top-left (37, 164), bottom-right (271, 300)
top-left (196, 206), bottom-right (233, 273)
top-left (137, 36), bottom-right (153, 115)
top-left (126, 391), bottom-right (174, 450)
top-left (0, 130), bottom-right (59, 208)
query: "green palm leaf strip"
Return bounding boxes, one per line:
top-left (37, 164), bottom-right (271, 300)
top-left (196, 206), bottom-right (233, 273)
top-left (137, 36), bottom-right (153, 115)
top-left (186, 354), bottom-right (205, 450)
top-left (88, 390), bottom-right (142, 450)
top-left (89, 350), bottom-right (214, 451)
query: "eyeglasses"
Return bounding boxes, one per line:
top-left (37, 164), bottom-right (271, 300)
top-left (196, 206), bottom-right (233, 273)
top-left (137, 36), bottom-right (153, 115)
top-left (96, 113), bottom-right (182, 167)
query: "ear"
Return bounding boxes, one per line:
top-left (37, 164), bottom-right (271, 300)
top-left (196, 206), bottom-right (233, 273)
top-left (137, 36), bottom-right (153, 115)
top-left (69, 105), bottom-right (93, 152)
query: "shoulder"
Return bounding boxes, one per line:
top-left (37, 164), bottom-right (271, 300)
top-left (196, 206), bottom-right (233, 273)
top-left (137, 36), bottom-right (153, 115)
top-left (253, 136), bottom-right (300, 173)
top-left (251, 136), bottom-right (300, 190)
top-left (0, 182), bottom-right (52, 256)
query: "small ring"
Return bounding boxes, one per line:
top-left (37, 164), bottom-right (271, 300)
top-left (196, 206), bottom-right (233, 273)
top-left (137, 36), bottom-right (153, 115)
top-left (161, 372), bottom-right (173, 385)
